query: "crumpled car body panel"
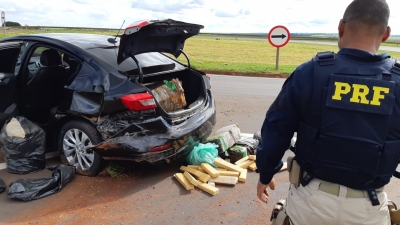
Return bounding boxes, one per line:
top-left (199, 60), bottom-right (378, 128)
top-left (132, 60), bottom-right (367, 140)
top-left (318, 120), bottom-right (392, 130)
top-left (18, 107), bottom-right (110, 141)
top-left (92, 94), bottom-right (216, 162)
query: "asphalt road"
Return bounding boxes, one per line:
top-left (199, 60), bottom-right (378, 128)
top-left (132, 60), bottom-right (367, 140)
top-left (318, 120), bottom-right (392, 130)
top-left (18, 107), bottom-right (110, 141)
top-left (1, 75), bottom-right (400, 225)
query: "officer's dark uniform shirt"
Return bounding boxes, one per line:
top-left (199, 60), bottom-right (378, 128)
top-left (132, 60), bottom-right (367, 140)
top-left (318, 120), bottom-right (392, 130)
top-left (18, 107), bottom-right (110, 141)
top-left (256, 48), bottom-right (400, 186)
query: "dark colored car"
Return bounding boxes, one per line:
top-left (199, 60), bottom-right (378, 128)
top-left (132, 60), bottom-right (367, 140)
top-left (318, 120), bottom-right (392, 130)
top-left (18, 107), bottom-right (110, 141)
top-left (0, 19), bottom-right (216, 176)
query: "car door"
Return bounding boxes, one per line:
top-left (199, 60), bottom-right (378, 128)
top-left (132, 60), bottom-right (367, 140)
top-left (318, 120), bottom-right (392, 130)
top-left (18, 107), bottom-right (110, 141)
top-left (0, 42), bottom-right (22, 127)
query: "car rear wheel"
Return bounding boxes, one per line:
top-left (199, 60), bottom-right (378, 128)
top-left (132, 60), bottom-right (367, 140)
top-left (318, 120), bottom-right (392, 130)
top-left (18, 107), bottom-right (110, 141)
top-left (58, 120), bottom-right (105, 176)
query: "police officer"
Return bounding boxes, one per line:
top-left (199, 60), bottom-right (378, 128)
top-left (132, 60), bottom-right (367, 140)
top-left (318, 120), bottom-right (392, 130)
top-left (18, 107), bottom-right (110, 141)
top-left (256, 0), bottom-right (399, 224)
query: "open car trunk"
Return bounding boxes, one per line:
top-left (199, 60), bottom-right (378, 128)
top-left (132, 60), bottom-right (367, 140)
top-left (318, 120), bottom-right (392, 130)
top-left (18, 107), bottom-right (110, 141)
top-left (142, 68), bottom-right (208, 125)
top-left (116, 19), bottom-right (207, 125)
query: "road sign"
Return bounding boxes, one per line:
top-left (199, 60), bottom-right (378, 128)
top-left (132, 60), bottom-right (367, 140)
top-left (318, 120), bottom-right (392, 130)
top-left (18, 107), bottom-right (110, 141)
top-left (1, 11), bottom-right (5, 25)
top-left (1, 11), bottom-right (4, 38)
top-left (268, 25), bottom-right (290, 70)
top-left (268, 25), bottom-right (290, 48)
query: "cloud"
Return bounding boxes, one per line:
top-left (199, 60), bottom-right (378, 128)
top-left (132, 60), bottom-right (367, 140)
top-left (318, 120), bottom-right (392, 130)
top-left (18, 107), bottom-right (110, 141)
top-left (1, 0), bottom-right (400, 34)
top-left (131, 0), bottom-right (205, 13)
top-left (213, 9), bottom-right (251, 18)
top-left (239, 9), bottom-right (251, 15)
top-left (214, 10), bottom-right (236, 18)
top-left (309, 19), bottom-right (330, 25)
top-left (71, 0), bottom-right (89, 4)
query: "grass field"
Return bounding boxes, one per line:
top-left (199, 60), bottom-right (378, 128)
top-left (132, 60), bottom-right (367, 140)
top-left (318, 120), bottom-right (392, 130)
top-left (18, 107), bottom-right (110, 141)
top-left (183, 37), bottom-right (400, 74)
top-left (2, 28), bottom-right (400, 75)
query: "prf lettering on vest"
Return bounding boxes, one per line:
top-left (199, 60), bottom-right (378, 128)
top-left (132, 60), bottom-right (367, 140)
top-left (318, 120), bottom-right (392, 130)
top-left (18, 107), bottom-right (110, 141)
top-left (332, 82), bottom-right (390, 106)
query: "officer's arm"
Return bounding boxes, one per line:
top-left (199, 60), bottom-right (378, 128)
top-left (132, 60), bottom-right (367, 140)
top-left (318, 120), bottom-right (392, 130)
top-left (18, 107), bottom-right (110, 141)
top-left (256, 68), bottom-right (305, 185)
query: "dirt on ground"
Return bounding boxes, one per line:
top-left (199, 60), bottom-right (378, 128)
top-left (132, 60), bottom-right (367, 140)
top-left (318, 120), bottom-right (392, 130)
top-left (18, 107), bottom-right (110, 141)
top-left (2, 159), bottom-right (290, 225)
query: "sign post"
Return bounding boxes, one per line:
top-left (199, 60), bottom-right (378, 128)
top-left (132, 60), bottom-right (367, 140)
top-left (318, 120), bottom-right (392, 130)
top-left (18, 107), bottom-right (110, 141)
top-left (268, 25), bottom-right (290, 70)
top-left (1, 11), bottom-right (5, 38)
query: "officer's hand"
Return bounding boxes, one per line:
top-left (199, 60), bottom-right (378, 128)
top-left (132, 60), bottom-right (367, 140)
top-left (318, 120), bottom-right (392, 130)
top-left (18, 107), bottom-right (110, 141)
top-left (257, 178), bottom-right (276, 203)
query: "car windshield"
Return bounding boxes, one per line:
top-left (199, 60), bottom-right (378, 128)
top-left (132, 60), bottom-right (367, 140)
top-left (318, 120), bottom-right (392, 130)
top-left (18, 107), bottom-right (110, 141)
top-left (87, 47), bottom-right (183, 74)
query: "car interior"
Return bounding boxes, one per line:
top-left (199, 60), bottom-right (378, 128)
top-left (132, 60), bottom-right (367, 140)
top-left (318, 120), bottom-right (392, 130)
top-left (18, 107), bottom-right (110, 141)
top-left (24, 47), bottom-right (82, 124)
top-left (0, 45), bottom-right (21, 127)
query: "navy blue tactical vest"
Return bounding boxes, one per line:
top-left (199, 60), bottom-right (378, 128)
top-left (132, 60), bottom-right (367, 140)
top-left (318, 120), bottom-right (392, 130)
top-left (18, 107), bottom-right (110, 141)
top-left (295, 52), bottom-right (400, 205)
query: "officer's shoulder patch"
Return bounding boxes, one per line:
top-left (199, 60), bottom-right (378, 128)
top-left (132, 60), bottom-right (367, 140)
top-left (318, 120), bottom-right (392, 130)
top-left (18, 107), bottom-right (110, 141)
top-left (326, 75), bottom-right (395, 115)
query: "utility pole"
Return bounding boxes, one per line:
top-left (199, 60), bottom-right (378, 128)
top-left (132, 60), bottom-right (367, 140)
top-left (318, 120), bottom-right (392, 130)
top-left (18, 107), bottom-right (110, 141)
top-left (1, 11), bottom-right (5, 38)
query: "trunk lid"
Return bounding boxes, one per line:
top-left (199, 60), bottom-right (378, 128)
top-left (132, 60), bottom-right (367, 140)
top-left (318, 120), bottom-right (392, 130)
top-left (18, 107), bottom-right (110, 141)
top-left (117, 19), bottom-right (204, 64)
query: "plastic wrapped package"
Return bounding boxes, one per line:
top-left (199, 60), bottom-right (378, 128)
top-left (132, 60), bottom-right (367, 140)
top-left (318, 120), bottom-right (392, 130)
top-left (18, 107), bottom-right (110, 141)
top-left (228, 145), bottom-right (248, 163)
top-left (237, 136), bottom-right (260, 155)
top-left (186, 143), bottom-right (219, 167)
top-left (147, 78), bottom-right (187, 112)
top-left (253, 131), bottom-right (262, 145)
top-left (215, 124), bottom-right (241, 143)
top-left (0, 117), bottom-right (46, 174)
top-left (206, 131), bottom-right (236, 156)
top-left (8, 164), bottom-right (75, 201)
top-left (207, 124), bottom-right (242, 157)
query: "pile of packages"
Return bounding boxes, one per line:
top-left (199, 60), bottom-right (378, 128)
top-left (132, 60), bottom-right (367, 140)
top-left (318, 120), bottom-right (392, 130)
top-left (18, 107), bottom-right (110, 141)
top-left (175, 156), bottom-right (257, 195)
top-left (147, 78), bottom-right (187, 112)
top-left (207, 124), bottom-right (259, 162)
top-left (174, 124), bottom-right (261, 196)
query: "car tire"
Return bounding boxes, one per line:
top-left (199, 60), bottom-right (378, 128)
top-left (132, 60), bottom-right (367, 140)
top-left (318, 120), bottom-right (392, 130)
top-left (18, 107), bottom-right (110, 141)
top-left (58, 120), bottom-right (106, 176)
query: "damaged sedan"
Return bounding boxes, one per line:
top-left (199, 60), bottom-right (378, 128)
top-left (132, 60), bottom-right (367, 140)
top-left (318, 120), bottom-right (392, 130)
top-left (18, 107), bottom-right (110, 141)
top-left (0, 19), bottom-right (216, 176)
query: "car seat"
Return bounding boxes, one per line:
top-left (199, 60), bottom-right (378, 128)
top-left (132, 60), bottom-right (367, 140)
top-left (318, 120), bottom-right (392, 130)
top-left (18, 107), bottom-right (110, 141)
top-left (25, 49), bottom-right (67, 123)
top-left (63, 54), bottom-right (82, 86)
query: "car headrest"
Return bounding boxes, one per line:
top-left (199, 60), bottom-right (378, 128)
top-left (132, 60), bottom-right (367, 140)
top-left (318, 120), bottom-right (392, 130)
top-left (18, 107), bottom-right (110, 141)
top-left (40, 49), bottom-right (62, 66)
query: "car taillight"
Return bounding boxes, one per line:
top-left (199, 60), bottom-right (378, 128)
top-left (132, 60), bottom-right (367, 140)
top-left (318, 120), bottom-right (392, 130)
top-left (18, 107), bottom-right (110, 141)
top-left (120, 93), bottom-right (157, 111)
top-left (124, 20), bottom-right (150, 35)
top-left (149, 144), bottom-right (171, 153)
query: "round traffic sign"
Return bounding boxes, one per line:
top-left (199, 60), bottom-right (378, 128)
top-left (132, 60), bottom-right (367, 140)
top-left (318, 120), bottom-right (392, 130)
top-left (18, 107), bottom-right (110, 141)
top-left (268, 25), bottom-right (290, 48)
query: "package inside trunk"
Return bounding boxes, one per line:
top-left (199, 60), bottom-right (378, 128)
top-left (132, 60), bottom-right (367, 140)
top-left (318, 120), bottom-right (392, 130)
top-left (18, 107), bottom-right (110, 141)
top-left (143, 69), bottom-right (206, 119)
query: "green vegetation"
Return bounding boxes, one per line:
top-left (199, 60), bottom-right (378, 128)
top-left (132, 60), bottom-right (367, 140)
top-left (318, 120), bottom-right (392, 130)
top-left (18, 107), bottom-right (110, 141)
top-left (0, 27), bottom-right (117, 38)
top-left (2, 28), bottom-right (400, 75)
top-left (104, 164), bottom-right (125, 178)
top-left (2, 21), bottom-right (21, 27)
top-left (179, 37), bottom-right (400, 75)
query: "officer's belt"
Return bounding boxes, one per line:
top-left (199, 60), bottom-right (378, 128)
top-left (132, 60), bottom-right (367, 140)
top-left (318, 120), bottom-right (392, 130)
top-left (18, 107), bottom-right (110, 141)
top-left (315, 179), bottom-right (384, 198)
top-left (288, 157), bottom-right (384, 199)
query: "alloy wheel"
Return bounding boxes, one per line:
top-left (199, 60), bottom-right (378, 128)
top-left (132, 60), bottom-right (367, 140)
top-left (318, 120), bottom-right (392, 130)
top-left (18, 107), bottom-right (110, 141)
top-left (63, 129), bottom-right (95, 171)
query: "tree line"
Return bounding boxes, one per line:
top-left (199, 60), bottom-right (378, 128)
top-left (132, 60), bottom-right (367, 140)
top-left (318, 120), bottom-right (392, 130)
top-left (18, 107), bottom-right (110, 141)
top-left (2, 21), bottom-right (21, 27)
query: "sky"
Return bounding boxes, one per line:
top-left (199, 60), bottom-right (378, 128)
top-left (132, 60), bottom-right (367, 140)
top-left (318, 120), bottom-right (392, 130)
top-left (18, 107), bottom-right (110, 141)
top-left (1, 0), bottom-right (400, 34)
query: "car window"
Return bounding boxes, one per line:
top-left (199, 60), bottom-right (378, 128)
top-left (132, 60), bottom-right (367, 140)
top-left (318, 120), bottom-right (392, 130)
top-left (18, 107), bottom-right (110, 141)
top-left (26, 46), bottom-right (82, 83)
top-left (0, 43), bottom-right (21, 74)
top-left (87, 47), bottom-right (184, 74)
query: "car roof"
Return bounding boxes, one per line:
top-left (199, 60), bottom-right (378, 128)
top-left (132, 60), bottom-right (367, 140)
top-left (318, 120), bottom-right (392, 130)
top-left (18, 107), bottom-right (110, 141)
top-left (12, 33), bottom-right (120, 50)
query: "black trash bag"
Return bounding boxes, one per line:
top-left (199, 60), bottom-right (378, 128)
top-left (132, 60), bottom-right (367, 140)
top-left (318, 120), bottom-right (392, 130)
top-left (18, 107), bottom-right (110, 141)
top-left (0, 178), bottom-right (5, 194)
top-left (8, 164), bottom-right (75, 201)
top-left (0, 117), bottom-right (46, 174)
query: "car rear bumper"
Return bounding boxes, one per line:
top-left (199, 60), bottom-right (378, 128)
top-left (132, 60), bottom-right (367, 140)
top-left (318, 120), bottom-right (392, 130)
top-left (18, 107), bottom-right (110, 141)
top-left (91, 91), bottom-right (216, 163)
